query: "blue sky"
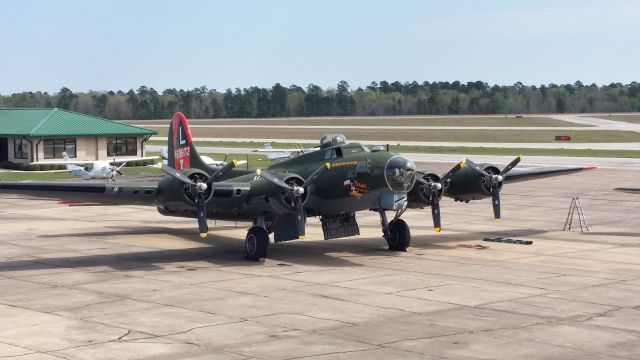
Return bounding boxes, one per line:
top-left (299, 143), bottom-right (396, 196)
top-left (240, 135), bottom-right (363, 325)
top-left (1, 0), bottom-right (638, 94)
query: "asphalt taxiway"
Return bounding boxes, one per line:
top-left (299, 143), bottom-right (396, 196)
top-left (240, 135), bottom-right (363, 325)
top-left (0, 165), bottom-right (639, 359)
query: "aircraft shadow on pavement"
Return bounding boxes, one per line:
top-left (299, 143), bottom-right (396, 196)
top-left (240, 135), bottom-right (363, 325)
top-left (1, 227), bottom-right (407, 272)
top-left (10, 223), bottom-right (633, 274)
top-left (36, 225), bottom-right (241, 238)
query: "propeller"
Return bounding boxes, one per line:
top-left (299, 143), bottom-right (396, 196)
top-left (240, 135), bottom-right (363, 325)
top-left (257, 163), bottom-right (330, 239)
top-left (422, 161), bottom-right (465, 232)
top-left (107, 158), bottom-right (128, 177)
top-left (161, 160), bottom-right (238, 238)
top-left (464, 156), bottom-right (521, 220)
top-left (206, 160), bottom-right (237, 185)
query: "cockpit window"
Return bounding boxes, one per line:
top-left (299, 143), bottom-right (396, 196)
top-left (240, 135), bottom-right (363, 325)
top-left (384, 155), bottom-right (416, 192)
top-left (341, 145), bottom-right (368, 155)
top-left (324, 147), bottom-right (343, 159)
top-left (324, 149), bottom-right (335, 160)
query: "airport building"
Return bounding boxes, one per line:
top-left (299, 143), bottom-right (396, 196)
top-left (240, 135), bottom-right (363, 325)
top-left (0, 108), bottom-right (157, 164)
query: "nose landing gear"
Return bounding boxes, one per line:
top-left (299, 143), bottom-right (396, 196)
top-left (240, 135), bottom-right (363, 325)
top-left (379, 210), bottom-right (411, 251)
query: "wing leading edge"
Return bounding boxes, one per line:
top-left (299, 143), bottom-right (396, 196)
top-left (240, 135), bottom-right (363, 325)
top-left (0, 181), bottom-right (158, 205)
top-left (504, 165), bottom-right (596, 184)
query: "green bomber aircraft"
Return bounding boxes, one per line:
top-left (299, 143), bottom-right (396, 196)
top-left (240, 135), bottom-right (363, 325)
top-left (0, 113), bottom-right (594, 261)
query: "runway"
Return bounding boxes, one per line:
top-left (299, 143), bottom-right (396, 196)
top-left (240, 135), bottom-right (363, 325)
top-left (1, 165), bottom-right (639, 359)
top-left (145, 113), bottom-right (640, 152)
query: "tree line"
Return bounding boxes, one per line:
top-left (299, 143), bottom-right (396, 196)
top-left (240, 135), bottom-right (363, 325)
top-left (1, 80), bottom-right (639, 120)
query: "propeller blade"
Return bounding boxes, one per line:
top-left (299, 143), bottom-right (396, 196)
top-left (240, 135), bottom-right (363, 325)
top-left (115, 170), bottom-right (123, 176)
top-left (501, 156), bottom-right (522, 175)
top-left (195, 191), bottom-right (209, 237)
top-left (491, 184), bottom-right (501, 220)
top-left (207, 160), bottom-right (238, 185)
top-left (115, 161), bottom-right (128, 173)
top-left (256, 169), bottom-right (293, 190)
top-left (302, 163), bottom-right (331, 188)
top-left (294, 197), bottom-right (306, 239)
top-left (440, 160), bottom-right (465, 184)
top-left (463, 159), bottom-right (492, 177)
top-left (161, 164), bottom-right (195, 186)
top-left (430, 195), bottom-right (442, 232)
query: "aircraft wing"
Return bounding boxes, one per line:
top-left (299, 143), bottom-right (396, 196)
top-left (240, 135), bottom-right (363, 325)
top-left (504, 165), bottom-right (595, 184)
top-left (0, 181), bottom-right (158, 205)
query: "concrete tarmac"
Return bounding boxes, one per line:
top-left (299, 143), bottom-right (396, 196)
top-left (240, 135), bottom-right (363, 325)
top-left (1, 166), bottom-right (639, 359)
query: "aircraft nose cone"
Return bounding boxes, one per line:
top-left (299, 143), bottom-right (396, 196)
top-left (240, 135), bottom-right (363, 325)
top-left (384, 155), bottom-right (416, 192)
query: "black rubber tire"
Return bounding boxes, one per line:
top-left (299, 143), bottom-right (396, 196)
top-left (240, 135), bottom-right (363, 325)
top-left (245, 226), bottom-right (269, 261)
top-left (387, 219), bottom-right (411, 251)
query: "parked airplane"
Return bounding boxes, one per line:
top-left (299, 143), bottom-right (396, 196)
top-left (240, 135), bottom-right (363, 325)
top-left (1, 112), bottom-right (594, 261)
top-left (254, 143), bottom-right (317, 163)
top-left (63, 152), bottom-right (127, 180)
top-left (158, 147), bottom-right (246, 168)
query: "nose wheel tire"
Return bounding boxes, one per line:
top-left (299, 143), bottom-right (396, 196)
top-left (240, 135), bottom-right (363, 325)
top-left (245, 226), bottom-right (269, 261)
top-left (386, 219), bottom-right (410, 251)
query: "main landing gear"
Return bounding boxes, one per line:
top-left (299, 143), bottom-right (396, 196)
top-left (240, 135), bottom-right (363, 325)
top-left (245, 226), bottom-right (269, 261)
top-left (379, 210), bottom-right (411, 251)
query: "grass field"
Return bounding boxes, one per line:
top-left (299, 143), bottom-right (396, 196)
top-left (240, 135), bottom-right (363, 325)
top-left (147, 139), bottom-right (303, 148)
top-left (147, 127), bottom-right (640, 143)
top-left (592, 115), bottom-right (640, 124)
top-left (123, 115), bottom-right (587, 128)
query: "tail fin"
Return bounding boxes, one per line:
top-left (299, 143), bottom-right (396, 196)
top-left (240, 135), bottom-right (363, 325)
top-left (264, 143), bottom-right (273, 151)
top-left (62, 152), bottom-right (73, 171)
top-left (167, 112), bottom-right (209, 171)
top-left (62, 151), bottom-right (91, 178)
top-left (159, 147), bottom-right (169, 165)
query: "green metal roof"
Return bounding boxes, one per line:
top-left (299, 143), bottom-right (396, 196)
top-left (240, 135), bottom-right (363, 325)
top-left (0, 108), bottom-right (157, 137)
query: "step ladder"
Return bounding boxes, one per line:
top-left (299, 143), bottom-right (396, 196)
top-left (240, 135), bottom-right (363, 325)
top-left (563, 196), bottom-right (589, 232)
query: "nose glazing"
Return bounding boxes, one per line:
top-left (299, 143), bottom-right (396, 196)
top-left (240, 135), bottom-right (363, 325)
top-left (384, 155), bottom-right (416, 192)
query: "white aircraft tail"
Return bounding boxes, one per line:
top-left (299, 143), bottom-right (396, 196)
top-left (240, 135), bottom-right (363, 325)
top-left (63, 152), bottom-right (73, 171)
top-left (160, 147), bottom-right (169, 166)
top-left (263, 143), bottom-right (291, 162)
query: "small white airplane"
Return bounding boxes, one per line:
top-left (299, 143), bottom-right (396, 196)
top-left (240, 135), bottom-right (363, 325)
top-left (253, 143), bottom-right (318, 163)
top-left (63, 152), bottom-right (127, 180)
top-left (157, 147), bottom-right (246, 168)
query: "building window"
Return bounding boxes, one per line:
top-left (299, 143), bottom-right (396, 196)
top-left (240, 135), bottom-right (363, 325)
top-left (44, 138), bottom-right (76, 159)
top-left (13, 138), bottom-right (29, 159)
top-left (107, 137), bottom-right (137, 157)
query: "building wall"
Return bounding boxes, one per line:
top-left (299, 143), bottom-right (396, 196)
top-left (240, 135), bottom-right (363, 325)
top-left (26, 136), bottom-right (148, 163)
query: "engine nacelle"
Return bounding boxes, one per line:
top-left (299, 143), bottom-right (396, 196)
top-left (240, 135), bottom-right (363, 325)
top-left (407, 172), bottom-right (443, 208)
top-left (445, 164), bottom-right (503, 202)
top-left (245, 173), bottom-right (307, 214)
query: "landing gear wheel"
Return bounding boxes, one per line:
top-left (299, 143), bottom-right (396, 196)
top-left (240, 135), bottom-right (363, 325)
top-left (245, 226), bottom-right (269, 261)
top-left (387, 219), bottom-right (411, 251)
